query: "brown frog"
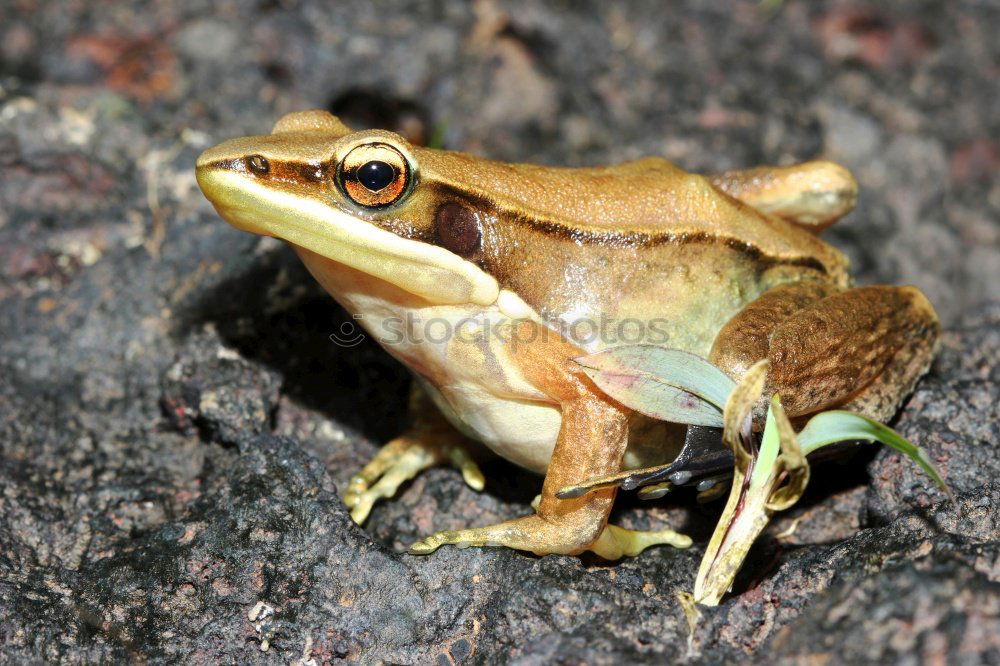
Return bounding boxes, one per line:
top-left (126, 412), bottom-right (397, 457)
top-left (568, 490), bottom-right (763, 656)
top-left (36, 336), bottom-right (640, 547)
top-left (196, 110), bottom-right (939, 559)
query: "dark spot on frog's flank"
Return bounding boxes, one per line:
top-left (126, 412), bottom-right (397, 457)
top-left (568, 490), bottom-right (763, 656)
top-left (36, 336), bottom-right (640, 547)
top-left (435, 202), bottom-right (482, 257)
top-left (327, 87), bottom-right (430, 146)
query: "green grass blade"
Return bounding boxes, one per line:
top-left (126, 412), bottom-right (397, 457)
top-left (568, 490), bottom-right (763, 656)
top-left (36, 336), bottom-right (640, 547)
top-left (576, 346), bottom-right (736, 412)
top-left (748, 397), bottom-right (782, 490)
top-left (798, 410), bottom-right (951, 497)
top-left (576, 368), bottom-right (725, 427)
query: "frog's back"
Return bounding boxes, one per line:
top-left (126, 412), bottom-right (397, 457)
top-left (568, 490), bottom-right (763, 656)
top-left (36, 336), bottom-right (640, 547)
top-left (418, 150), bottom-right (850, 355)
top-left (418, 151), bottom-right (848, 279)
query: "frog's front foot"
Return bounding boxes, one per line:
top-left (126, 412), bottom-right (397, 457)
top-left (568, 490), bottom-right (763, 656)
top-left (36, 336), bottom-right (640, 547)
top-left (409, 513), bottom-right (691, 558)
top-left (343, 434), bottom-right (485, 524)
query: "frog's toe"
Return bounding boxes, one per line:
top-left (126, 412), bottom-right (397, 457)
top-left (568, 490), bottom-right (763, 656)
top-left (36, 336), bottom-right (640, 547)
top-left (447, 445), bottom-right (486, 492)
top-left (588, 524), bottom-right (692, 559)
top-left (409, 530), bottom-right (460, 555)
top-left (409, 526), bottom-right (517, 554)
top-left (347, 450), bottom-right (431, 523)
top-left (343, 436), bottom-right (484, 525)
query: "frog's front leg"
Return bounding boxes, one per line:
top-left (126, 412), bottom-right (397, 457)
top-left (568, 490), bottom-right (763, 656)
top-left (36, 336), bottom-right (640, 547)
top-left (710, 282), bottom-right (940, 422)
top-left (344, 385), bottom-right (485, 524)
top-left (411, 322), bottom-right (689, 557)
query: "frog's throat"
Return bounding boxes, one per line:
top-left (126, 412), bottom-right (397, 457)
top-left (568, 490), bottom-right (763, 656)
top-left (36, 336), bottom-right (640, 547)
top-left (197, 169), bottom-right (500, 306)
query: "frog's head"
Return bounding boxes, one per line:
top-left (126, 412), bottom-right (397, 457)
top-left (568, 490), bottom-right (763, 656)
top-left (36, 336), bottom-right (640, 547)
top-left (195, 110), bottom-right (500, 306)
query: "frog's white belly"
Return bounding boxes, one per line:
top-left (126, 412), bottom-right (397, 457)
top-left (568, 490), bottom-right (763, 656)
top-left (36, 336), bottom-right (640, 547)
top-left (418, 377), bottom-right (562, 473)
top-left (353, 292), bottom-right (564, 473)
top-left (363, 298), bottom-right (677, 474)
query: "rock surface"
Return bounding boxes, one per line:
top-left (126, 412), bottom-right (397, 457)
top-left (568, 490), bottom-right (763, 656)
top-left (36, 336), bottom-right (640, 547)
top-left (1, 1), bottom-right (997, 663)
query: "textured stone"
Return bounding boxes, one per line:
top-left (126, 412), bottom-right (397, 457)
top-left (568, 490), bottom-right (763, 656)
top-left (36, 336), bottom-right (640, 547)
top-left (1, 0), bottom-right (997, 663)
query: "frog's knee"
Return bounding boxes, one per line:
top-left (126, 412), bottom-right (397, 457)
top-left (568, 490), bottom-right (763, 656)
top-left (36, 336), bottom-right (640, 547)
top-left (709, 160), bottom-right (858, 230)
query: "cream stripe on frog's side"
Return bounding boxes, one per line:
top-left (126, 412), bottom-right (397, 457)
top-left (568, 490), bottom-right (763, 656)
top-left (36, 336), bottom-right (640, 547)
top-left (198, 170), bottom-right (499, 306)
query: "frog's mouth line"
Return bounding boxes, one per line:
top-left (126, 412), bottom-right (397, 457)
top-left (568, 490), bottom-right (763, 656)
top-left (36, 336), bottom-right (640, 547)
top-left (196, 168), bottom-right (499, 306)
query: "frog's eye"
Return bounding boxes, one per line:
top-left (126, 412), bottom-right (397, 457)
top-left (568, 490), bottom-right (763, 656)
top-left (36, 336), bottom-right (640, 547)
top-left (339, 143), bottom-right (410, 207)
top-left (246, 154), bottom-right (269, 175)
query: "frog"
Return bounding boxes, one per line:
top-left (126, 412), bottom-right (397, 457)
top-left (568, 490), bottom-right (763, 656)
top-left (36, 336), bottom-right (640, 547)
top-left (195, 110), bottom-right (939, 559)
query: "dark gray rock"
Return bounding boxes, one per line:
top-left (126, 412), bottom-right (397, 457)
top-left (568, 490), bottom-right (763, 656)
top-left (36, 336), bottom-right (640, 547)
top-left (763, 541), bottom-right (1000, 664)
top-left (1, 0), bottom-right (997, 663)
top-left (866, 305), bottom-right (1000, 524)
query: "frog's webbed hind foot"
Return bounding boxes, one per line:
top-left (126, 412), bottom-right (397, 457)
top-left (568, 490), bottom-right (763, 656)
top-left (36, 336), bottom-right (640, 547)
top-left (344, 433), bottom-right (484, 524)
top-left (409, 513), bottom-right (691, 558)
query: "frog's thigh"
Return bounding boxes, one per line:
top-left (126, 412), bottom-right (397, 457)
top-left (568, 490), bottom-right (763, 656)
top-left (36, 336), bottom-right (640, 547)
top-left (344, 384), bottom-right (484, 525)
top-left (709, 281), bottom-right (839, 381)
top-left (764, 285), bottom-right (939, 419)
top-left (708, 161), bottom-right (857, 231)
top-left (825, 289), bottom-right (941, 422)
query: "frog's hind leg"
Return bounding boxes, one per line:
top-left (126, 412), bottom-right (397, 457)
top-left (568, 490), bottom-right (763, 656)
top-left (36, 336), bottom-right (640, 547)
top-left (825, 291), bottom-right (942, 422)
top-left (711, 284), bottom-right (940, 422)
top-left (410, 383), bottom-right (627, 556)
top-left (528, 491), bottom-right (691, 555)
top-left (343, 385), bottom-right (485, 524)
top-left (710, 281), bottom-right (840, 384)
top-left (708, 161), bottom-right (858, 232)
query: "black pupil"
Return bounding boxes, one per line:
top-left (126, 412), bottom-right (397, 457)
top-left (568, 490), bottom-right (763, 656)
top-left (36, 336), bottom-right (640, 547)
top-left (357, 160), bottom-right (395, 191)
top-left (247, 154), bottom-right (269, 174)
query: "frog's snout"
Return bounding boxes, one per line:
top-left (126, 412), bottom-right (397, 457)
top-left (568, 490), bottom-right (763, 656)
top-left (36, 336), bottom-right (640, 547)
top-left (194, 146), bottom-right (216, 170)
top-left (195, 137), bottom-right (275, 209)
top-left (196, 140), bottom-right (230, 173)
top-left (194, 148), bottom-right (220, 190)
top-left (196, 134), bottom-right (281, 187)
